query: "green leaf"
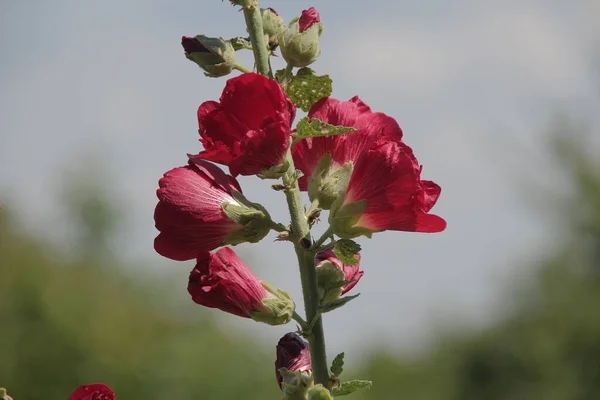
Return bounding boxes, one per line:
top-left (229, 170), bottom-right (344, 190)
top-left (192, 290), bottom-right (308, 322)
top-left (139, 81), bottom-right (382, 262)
top-left (331, 380), bottom-right (372, 397)
top-left (280, 67), bottom-right (333, 112)
top-left (319, 294), bottom-right (360, 313)
top-left (330, 352), bottom-right (345, 377)
top-left (294, 117), bottom-right (356, 140)
top-left (333, 239), bottom-right (361, 266)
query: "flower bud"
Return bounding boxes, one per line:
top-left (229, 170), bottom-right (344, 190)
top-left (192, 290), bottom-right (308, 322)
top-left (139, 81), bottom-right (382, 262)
top-left (189, 248), bottom-right (294, 325)
top-left (181, 35), bottom-right (237, 77)
top-left (67, 384), bottom-right (115, 400)
top-left (315, 248), bottom-right (363, 303)
top-left (276, 333), bottom-right (313, 397)
top-left (279, 7), bottom-right (323, 68)
top-left (261, 8), bottom-right (285, 49)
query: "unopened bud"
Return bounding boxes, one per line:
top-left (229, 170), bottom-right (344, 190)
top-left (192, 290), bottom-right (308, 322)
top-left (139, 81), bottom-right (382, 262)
top-left (279, 7), bottom-right (323, 68)
top-left (261, 8), bottom-right (285, 49)
top-left (182, 35), bottom-right (237, 77)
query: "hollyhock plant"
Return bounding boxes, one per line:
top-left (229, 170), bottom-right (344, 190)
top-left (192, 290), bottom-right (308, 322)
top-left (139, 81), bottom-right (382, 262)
top-left (188, 247), bottom-right (294, 325)
top-left (154, 157), bottom-right (275, 261)
top-left (149, 2), bottom-right (446, 397)
top-left (67, 384), bottom-right (115, 400)
top-left (291, 96), bottom-right (404, 208)
top-left (329, 139), bottom-right (446, 238)
top-left (194, 73), bottom-right (296, 177)
top-left (315, 248), bottom-right (363, 303)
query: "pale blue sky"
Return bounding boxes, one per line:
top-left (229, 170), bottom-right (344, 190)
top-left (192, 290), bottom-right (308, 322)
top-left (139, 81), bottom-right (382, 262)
top-left (1, 0), bottom-right (599, 359)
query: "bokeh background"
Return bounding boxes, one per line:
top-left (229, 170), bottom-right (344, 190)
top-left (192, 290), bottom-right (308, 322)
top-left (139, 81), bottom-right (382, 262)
top-left (1, 0), bottom-right (600, 398)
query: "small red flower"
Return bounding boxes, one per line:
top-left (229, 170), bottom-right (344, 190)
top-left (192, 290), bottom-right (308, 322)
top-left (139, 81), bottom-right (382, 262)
top-left (67, 384), bottom-right (114, 400)
top-left (332, 139), bottom-right (446, 235)
top-left (188, 248), bottom-right (294, 325)
top-left (298, 7), bottom-right (320, 33)
top-left (275, 333), bottom-right (312, 387)
top-left (154, 158), bottom-right (245, 261)
top-left (292, 96), bottom-right (403, 190)
top-left (315, 248), bottom-right (363, 295)
top-left (195, 73), bottom-right (296, 176)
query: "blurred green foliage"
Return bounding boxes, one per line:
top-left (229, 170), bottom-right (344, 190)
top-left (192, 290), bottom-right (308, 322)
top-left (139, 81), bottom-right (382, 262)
top-left (2, 132), bottom-right (600, 399)
top-left (0, 203), bottom-right (279, 399)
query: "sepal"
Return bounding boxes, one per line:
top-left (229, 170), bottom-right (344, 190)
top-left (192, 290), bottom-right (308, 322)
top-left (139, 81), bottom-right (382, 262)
top-left (221, 190), bottom-right (274, 245)
top-left (307, 155), bottom-right (353, 210)
top-left (250, 281), bottom-right (295, 325)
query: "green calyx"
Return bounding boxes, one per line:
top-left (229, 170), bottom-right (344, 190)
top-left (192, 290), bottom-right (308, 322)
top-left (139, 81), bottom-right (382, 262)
top-left (222, 190), bottom-right (274, 245)
top-left (258, 158), bottom-right (290, 179)
top-left (249, 281), bottom-right (295, 326)
top-left (184, 35), bottom-right (237, 77)
top-left (280, 368), bottom-right (314, 399)
top-left (307, 155), bottom-right (353, 210)
top-left (279, 17), bottom-right (323, 68)
top-left (315, 261), bottom-right (345, 304)
top-left (328, 195), bottom-right (372, 239)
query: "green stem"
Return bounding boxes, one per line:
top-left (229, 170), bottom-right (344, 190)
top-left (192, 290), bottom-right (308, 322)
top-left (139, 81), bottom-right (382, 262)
top-left (242, 1), bottom-right (272, 77)
top-left (282, 150), bottom-right (330, 388)
top-left (242, 1), bottom-right (328, 387)
top-left (292, 311), bottom-right (309, 331)
top-left (233, 63), bottom-right (252, 73)
top-left (280, 63), bottom-right (294, 87)
top-left (311, 227), bottom-right (333, 251)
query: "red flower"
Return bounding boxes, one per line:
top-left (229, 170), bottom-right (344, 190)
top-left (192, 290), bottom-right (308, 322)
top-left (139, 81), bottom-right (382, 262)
top-left (292, 96), bottom-right (445, 235)
top-left (154, 158), bottom-right (272, 261)
top-left (292, 96), bottom-right (403, 191)
top-left (275, 332), bottom-right (312, 388)
top-left (188, 248), bottom-right (294, 324)
top-left (67, 384), bottom-right (114, 400)
top-left (330, 139), bottom-right (446, 236)
top-left (298, 7), bottom-right (320, 33)
top-left (195, 73), bottom-right (296, 177)
top-left (315, 248), bottom-right (363, 295)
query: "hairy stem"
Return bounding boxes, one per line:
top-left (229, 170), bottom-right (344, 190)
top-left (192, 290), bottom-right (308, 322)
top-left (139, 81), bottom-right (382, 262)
top-left (282, 151), bottom-right (330, 387)
top-left (243, 2), bottom-right (329, 387)
top-left (242, 1), bottom-right (272, 77)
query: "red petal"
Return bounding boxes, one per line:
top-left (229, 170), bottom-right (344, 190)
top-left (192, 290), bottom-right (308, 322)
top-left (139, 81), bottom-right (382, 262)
top-left (154, 166), bottom-right (242, 261)
top-left (298, 7), bottom-right (320, 33)
top-left (229, 120), bottom-right (290, 176)
top-left (347, 140), bottom-right (445, 233)
top-left (188, 248), bottom-right (267, 317)
top-left (292, 96), bottom-right (402, 190)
